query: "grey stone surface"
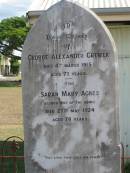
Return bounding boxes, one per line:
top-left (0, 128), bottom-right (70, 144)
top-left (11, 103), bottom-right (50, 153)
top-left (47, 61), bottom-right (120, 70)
top-left (22, 1), bottom-right (120, 173)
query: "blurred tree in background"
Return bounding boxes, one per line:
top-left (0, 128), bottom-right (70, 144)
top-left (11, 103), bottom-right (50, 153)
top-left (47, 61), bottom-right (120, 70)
top-left (0, 16), bottom-right (30, 60)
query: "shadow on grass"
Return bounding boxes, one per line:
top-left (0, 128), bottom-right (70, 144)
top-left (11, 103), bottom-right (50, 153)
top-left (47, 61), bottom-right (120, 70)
top-left (0, 140), bottom-right (25, 173)
top-left (0, 81), bottom-right (21, 87)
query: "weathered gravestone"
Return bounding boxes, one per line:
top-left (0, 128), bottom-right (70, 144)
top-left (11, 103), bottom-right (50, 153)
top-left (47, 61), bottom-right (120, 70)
top-left (22, 1), bottom-right (120, 173)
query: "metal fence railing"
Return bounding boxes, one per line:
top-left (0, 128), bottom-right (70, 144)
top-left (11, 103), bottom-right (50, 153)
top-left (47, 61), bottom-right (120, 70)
top-left (0, 136), bottom-right (24, 173)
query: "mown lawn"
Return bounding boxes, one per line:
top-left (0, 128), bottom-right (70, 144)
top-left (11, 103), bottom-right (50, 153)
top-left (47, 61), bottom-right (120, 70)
top-left (0, 87), bottom-right (23, 140)
top-left (0, 86), bottom-right (24, 172)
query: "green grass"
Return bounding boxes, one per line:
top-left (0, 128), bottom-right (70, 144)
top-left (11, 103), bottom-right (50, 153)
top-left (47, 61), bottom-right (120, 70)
top-left (0, 81), bottom-right (21, 87)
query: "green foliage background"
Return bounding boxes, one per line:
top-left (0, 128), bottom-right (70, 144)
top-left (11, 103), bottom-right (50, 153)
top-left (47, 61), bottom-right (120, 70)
top-left (0, 16), bottom-right (30, 59)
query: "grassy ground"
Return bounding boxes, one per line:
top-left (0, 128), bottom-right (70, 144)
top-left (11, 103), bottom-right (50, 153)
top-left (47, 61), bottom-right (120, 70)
top-left (0, 86), bottom-right (24, 172)
top-left (0, 87), bottom-right (24, 140)
top-left (0, 81), bottom-right (21, 87)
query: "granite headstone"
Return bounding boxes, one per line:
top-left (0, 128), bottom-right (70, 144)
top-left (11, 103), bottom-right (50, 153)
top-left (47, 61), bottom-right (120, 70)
top-left (22, 1), bottom-right (120, 173)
